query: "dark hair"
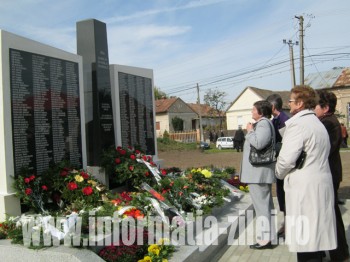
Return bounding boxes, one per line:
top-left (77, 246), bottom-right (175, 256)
top-left (291, 85), bottom-right (317, 110)
top-left (317, 90), bottom-right (337, 113)
top-left (253, 100), bottom-right (272, 118)
top-left (266, 94), bottom-right (283, 111)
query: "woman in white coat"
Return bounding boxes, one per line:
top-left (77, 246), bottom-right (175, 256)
top-left (275, 86), bottom-right (336, 262)
top-left (240, 100), bottom-right (276, 249)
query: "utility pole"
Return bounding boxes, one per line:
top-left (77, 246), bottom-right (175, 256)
top-left (295, 15), bottom-right (304, 85)
top-left (283, 39), bottom-right (298, 87)
top-left (196, 83), bottom-right (204, 142)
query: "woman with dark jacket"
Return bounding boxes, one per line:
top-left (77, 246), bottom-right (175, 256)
top-left (240, 100), bottom-right (276, 249)
top-left (315, 90), bottom-right (349, 262)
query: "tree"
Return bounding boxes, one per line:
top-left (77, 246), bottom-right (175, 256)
top-left (171, 116), bottom-right (184, 131)
top-left (203, 88), bottom-right (227, 130)
top-left (154, 86), bottom-right (168, 100)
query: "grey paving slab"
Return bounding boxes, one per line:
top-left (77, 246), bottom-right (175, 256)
top-left (217, 198), bottom-right (350, 262)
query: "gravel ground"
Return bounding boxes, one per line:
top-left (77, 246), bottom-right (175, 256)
top-left (158, 149), bottom-right (350, 199)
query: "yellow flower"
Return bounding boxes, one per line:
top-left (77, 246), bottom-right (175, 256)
top-left (75, 175), bottom-right (84, 182)
top-left (201, 169), bottom-right (212, 178)
top-left (138, 256), bottom-right (152, 262)
top-left (197, 168), bottom-right (202, 172)
top-left (162, 259), bottom-right (168, 262)
top-left (88, 180), bottom-right (97, 186)
top-left (148, 244), bottom-right (160, 255)
top-left (191, 168), bottom-right (196, 173)
top-left (239, 186), bottom-right (244, 190)
top-left (158, 238), bottom-right (170, 245)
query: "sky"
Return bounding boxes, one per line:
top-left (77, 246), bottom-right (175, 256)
top-left (1, 0), bottom-right (349, 105)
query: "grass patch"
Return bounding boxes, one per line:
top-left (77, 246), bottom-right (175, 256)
top-left (157, 138), bottom-right (197, 151)
top-left (204, 148), bottom-right (237, 154)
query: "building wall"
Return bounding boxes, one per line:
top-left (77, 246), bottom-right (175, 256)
top-left (226, 88), bottom-right (262, 130)
top-left (155, 113), bottom-right (169, 137)
top-left (168, 112), bottom-right (197, 131)
top-left (332, 88), bottom-right (350, 127)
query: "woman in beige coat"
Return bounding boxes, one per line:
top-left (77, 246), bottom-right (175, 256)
top-left (275, 86), bottom-right (336, 261)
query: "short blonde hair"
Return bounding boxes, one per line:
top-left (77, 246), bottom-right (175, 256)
top-left (291, 85), bottom-right (317, 110)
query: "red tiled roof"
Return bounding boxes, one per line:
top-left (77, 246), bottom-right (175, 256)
top-left (333, 68), bottom-right (350, 87)
top-left (187, 103), bottom-right (221, 117)
top-left (155, 97), bottom-right (178, 113)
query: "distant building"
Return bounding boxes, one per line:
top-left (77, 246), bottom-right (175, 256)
top-left (305, 67), bottom-right (350, 126)
top-left (187, 103), bottom-right (223, 129)
top-left (226, 86), bottom-right (290, 130)
top-left (155, 97), bottom-right (197, 137)
top-left (226, 67), bottom-right (350, 131)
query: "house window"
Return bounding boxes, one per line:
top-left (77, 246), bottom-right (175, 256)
top-left (156, 121), bottom-right (160, 130)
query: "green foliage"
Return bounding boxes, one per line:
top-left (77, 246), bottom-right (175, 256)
top-left (171, 116), bottom-right (184, 131)
top-left (163, 130), bottom-right (170, 139)
top-left (157, 138), bottom-right (197, 151)
top-left (100, 146), bottom-right (155, 187)
top-left (154, 86), bottom-right (168, 100)
top-left (12, 163), bottom-right (106, 213)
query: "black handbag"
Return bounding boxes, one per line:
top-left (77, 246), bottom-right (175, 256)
top-left (249, 120), bottom-right (276, 165)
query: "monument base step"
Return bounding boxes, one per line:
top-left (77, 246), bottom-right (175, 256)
top-left (0, 194), bottom-right (253, 262)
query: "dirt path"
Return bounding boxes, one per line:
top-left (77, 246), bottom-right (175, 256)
top-left (158, 149), bottom-right (350, 199)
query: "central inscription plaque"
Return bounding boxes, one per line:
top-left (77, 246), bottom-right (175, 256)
top-left (9, 48), bottom-right (82, 175)
top-left (118, 72), bottom-right (155, 155)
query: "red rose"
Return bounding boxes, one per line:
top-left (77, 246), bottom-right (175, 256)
top-left (130, 154), bottom-right (136, 160)
top-left (82, 186), bottom-right (93, 196)
top-left (29, 175), bottom-right (35, 181)
top-left (120, 149), bottom-right (126, 155)
top-left (120, 192), bottom-right (132, 201)
top-left (161, 169), bottom-right (167, 176)
top-left (67, 182), bottom-right (78, 191)
top-left (142, 155), bottom-right (148, 161)
top-left (115, 158), bottom-right (121, 164)
top-left (25, 188), bottom-right (32, 195)
top-left (116, 146), bottom-right (122, 151)
top-left (150, 161), bottom-right (156, 166)
top-left (145, 171), bottom-right (150, 177)
top-left (60, 170), bottom-right (69, 177)
top-left (41, 185), bottom-right (48, 191)
top-left (24, 178), bottom-right (30, 184)
top-left (148, 156), bottom-right (153, 161)
top-left (81, 172), bottom-right (89, 179)
top-left (135, 150), bottom-right (141, 154)
top-left (129, 166), bottom-right (134, 171)
top-left (169, 182), bottom-right (174, 187)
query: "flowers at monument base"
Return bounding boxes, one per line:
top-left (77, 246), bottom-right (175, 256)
top-left (13, 164), bottom-right (107, 213)
top-left (8, 147), bottom-right (238, 262)
top-left (226, 175), bottom-right (249, 192)
top-left (100, 146), bottom-right (156, 188)
top-left (138, 239), bottom-right (174, 262)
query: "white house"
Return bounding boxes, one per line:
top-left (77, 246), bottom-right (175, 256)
top-left (226, 86), bottom-right (290, 130)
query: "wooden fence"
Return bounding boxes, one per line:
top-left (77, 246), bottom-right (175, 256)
top-left (169, 130), bottom-right (199, 143)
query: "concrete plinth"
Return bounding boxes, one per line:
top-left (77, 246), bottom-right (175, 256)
top-left (0, 193), bottom-right (21, 221)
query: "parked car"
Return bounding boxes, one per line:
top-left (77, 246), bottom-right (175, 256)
top-left (200, 141), bottom-right (210, 149)
top-left (216, 137), bottom-right (234, 150)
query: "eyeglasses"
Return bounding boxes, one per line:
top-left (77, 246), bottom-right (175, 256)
top-left (288, 99), bottom-right (296, 103)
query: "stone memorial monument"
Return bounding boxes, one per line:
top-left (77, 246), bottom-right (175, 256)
top-left (76, 19), bottom-right (115, 166)
top-left (0, 30), bottom-right (86, 220)
top-left (110, 64), bottom-right (157, 156)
